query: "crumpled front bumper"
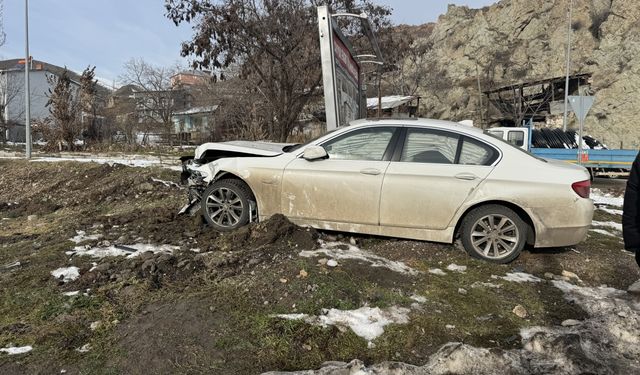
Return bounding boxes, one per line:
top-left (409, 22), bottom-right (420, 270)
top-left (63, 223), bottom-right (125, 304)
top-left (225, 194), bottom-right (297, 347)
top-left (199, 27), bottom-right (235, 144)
top-left (178, 158), bottom-right (209, 216)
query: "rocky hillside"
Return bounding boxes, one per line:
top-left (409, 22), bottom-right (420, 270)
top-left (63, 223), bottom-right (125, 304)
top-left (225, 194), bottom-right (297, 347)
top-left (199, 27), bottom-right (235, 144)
top-left (395, 0), bottom-right (640, 148)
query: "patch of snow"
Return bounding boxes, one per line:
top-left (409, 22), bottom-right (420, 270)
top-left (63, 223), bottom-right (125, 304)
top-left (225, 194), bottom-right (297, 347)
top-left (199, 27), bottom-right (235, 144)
top-left (471, 281), bottom-right (502, 289)
top-left (592, 220), bottom-right (623, 232)
top-left (151, 177), bottom-right (181, 188)
top-left (410, 295), bottom-right (427, 303)
top-left (0, 346), bottom-right (33, 355)
top-left (428, 268), bottom-right (446, 276)
top-left (76, 344), bottom-right (91, 353)
top-left (70, 230), bottom-right (103, 244)
top-left (590, 229), bottom-right (617, 237)
top-left (299, 241), bottom-right (419, 275)
top-left (500, 272), bottom-right (543, 283)
top-left (51, 267), bottom-right (80, 282)
top-left (326, 259), bottom-right (339, 267)
top-left (598, 206), bottom-right (623, 216)
top-left (445, 324), bottom-right (456, 329)
top-left (446, 263), bottom-right (467, 273)
top-left (28, 156), bottom-right (181, 171)
top-left (591, 188), bottom-right (624, 207)
top-left (67, 243), bottom-right (179, 259)
top-left (63, 291), bottom-right (80, 297)
top-left (274, 280), bottom-right (640, 375)
top-left (2, 261), bottom-right (21, 269)
top-left (274, 306), bottom-right (410, 342)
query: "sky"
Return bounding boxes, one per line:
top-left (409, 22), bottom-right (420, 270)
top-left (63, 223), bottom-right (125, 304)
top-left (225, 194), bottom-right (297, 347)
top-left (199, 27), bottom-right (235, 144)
top-left (0, 0), bottom-right (497, 86)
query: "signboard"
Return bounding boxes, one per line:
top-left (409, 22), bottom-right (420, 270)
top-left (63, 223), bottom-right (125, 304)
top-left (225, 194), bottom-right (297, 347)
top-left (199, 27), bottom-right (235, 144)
top-left (332, 34), bottom-right (360, 127)
top-left (568, 95), bottom-right (595, 123)
top-left (568, 95), bottom-right (595, 165)
top-left (317, 6), bottom-right (382, 130)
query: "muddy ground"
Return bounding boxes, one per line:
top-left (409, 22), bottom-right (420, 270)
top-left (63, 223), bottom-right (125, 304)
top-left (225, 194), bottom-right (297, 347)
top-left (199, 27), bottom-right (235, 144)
top-left (0, 159), bottom-right (638, 374)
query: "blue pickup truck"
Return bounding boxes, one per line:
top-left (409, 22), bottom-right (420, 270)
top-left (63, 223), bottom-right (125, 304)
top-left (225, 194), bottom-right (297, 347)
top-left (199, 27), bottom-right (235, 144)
top-left (488, 127), bottom-right (637, 179)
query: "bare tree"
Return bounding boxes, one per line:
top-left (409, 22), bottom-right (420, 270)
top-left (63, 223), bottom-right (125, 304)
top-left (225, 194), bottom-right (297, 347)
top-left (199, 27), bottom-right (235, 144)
top-left (78, 66), bottom-right (104, 143)
top-left (40, 69), bottom-right (82, 150)
top-left (0, 72), bottom-right (24, 144)
top-left (165, 0), bottom-right (392, 142)
top-left (119, 59), bottom-right (183, 143)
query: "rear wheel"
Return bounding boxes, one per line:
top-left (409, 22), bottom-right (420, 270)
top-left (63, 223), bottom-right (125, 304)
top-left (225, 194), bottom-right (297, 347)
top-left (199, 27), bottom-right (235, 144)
top-left (460, 205), bottom-right (527, 263)
top-left (201, 179), bottom-right (253, 231)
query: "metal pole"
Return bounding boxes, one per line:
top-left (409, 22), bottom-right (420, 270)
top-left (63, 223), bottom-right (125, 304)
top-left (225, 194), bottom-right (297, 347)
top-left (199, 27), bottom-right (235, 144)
top-left (377, 67), bottom-right (382, 118)
top-left (24, 0), bottom-right (31, 158)
top-left (476, 63), bottom-right (484, 128)
top-left (562, 0), bottom-right (573, 132)
top-left (578, 95), bottom-right (584, 165)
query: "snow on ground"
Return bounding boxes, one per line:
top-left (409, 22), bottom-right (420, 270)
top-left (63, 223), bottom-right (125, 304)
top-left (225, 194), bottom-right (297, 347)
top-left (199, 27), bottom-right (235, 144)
top-left (151, 177), bottom-right (181, 188)
top-left (25, 156), bottom-right (181, 171)
top-left (0, 346), bottom-right (33, 355)
top-left (66, 243), bottom-right (179, 259)
top-left (598, 206), bottom-right (623, 216)
top-left (50, 267), bottom-right (80, 282)
top-left (498, 272), bottom-right (543, 283)
top-left (70, 230), bottom-right (103, 244)
top-left (429, 268), bottom-right (446, 276)
top-left (592, 220), bottom-right (623, 232)
top-left (590, 229), bottom-right (618, 237)
top-left (591, 188), bottom-right (624, 207)
top-left (274, 306), bottom-right (411, 343)
top-left (299, 241), bottom-right (419, 275)
top-left (446, 264), bottom-right (467, 273)
top-left (269, 281), bottom-right (640, 375)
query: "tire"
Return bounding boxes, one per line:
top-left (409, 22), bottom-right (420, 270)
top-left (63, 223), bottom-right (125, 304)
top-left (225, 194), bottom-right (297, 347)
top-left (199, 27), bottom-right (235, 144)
top-left (460, 205), bottom-right (528, 264)
top-left (201, 179), bottom-right (254, 231)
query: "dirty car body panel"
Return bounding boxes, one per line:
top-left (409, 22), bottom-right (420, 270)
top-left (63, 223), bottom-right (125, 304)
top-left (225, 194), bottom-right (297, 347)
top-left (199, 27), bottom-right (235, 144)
top-left (181, 118), bottom-right (593, 250)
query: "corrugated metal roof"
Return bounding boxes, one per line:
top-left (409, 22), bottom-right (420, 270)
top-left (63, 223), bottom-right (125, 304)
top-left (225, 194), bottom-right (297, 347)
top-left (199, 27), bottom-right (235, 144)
top-left (366, 95), bottom-right (417, 110)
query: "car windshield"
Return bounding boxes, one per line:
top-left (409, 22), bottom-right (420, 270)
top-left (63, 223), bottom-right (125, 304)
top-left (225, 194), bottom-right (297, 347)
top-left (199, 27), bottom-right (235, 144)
top-left (282, 128), bottom-right (341, 153)
top-left (484, 130), bottom-right (547, 162)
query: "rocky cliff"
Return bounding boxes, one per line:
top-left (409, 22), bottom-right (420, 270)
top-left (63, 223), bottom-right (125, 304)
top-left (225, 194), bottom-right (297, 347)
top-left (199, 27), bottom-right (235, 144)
top-left (395, 0), bottom-right (640, 148)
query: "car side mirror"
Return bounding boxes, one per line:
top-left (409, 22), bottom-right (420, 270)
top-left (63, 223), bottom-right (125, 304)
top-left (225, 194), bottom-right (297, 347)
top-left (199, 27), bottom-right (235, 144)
top-left (302, 145), bottom-right (328, 161)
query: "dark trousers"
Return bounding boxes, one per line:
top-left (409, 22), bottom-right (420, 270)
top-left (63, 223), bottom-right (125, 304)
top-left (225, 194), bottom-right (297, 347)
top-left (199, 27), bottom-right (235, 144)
top-left (637, 251), bottom-right (640, 268)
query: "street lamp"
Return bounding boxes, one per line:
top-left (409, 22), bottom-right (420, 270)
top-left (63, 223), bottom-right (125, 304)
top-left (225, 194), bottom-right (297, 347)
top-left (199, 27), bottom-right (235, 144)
top-left (562, 0), bottom-right (573, 132)
top-left (24, 0), bottom-right (31, 158)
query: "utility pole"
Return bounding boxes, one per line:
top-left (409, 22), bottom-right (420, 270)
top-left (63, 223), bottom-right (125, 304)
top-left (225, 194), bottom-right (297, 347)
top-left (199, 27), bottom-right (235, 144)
top-left (562, 0), bottom-right (573, 132)
top-left (24, 0), bottom-right (31, 158)
top-left (476, 63), bottom-right (484, 129)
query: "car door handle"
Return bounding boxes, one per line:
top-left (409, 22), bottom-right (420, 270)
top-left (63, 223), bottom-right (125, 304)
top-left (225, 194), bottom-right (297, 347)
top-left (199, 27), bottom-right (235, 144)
top-left (360, 168), bottom-right (381, 176)
top-left (455, 173), bottom-right (478, 181)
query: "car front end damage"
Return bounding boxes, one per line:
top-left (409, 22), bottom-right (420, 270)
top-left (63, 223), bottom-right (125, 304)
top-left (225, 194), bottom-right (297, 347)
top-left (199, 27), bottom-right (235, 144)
top-left (178, 156), bottom-right (219, 216)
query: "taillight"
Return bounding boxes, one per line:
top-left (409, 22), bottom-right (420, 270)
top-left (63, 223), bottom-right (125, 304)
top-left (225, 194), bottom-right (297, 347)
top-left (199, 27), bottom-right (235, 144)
top-left (572, 180), bottom-right (591, 198)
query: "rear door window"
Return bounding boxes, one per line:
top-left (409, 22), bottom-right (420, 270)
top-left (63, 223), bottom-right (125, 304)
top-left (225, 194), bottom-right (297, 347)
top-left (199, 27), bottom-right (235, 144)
top-left (400, 129), bottom-right (460, 164)
top-left (459, 137), bottom-right (499, 165)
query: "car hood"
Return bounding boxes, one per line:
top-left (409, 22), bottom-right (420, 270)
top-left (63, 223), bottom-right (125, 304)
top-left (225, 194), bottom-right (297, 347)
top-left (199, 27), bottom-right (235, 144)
top-left (194, 141), bottom-right (294, 160)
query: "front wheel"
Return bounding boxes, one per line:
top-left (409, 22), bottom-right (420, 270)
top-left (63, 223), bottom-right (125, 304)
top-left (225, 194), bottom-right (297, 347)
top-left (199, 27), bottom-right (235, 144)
top-left (201, 179), bottom-right (253, 231)
top-left (460, 205), bottom-right (527, 264)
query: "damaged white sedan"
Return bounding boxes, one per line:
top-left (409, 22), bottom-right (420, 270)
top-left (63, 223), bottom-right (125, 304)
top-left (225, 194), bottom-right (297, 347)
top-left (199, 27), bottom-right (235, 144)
top-left (180, 118), bottom-right (593, 263)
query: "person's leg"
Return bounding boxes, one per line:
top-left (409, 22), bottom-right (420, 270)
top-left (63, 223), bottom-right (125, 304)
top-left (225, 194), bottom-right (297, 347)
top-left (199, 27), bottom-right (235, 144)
top-left (636, 250), bottom-right (640, 268)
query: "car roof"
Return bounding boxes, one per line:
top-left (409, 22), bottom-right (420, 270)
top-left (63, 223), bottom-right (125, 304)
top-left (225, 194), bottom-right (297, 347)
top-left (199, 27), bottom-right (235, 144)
top-left (348, 118), bottom-right (484, 134)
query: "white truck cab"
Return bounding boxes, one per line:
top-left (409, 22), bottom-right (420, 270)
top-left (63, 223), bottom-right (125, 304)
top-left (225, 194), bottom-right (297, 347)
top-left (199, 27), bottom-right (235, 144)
top-left (487, 127), bottom-right (530, 151)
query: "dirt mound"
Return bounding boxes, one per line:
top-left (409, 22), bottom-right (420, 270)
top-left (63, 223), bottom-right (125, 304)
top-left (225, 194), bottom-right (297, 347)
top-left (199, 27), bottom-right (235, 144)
top-left (220, 214), bottom-right (318, 250)
top-left (73, 250), bottom-right (204, 290)
top-left (198, 214), bottom-right (318, 278)
top-left (66, 214), bottom-right (318, 291)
